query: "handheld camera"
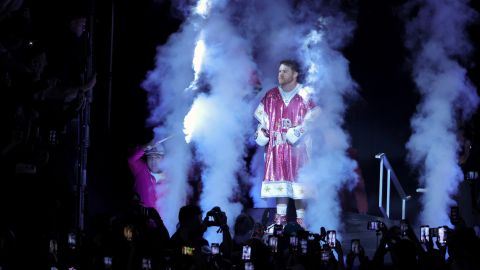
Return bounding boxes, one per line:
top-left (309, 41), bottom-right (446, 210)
top-left (205, 206), bottom-right (226, 227)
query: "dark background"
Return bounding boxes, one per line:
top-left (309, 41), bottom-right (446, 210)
top-left (15, 0), bottom-right (480, 226)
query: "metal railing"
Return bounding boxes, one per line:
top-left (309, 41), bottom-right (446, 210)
top-left (375, 153), bottom-right (411, 220)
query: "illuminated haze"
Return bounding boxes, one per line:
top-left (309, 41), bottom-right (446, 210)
top-left (404, 0), bottom-right (479, 227)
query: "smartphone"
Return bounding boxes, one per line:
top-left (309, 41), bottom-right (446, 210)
top-left (367, 221), bottom-right (377, 231)
top-left (438, 226), bottom-right (447, 246)
top-left (142, 258), bottom-right (152, 270)
top-left (68, 233), bottom-right (76, 249)
top-left (181, 246), bottom-right (195, 256)
top-left (466, 171), bottom-right (478, 180)
top-left (123, 225), bottom-right (134, 241)
top-left (104, 257), bottom-right (112, 268)
top-left (242, 245), bottom-right (251, 260)
top-left (327, 230), bottom-right (336, 247)
top-left (367, 221), bottom-right (380, 231)
top-left (320, 248), bottom-right (330, 262)
top-left (420, 225), bottom-right (430, 243)
top-left (430, 227), bottom-right (439, 238)
top-left (49, 239), bottom-right (58, 254)
top-left (211, 243), bottom-right (220, 255)
top-left (244, 261), bottom-right (254, 270)
top-left (273, 224), bottom-right (283, 236)
top-left (269, 236), bottom-right (278, 253)
top-left (290, 236), bottom-right (298, 250)
top-left (300, 239), bottom-right (308, 254)
top-left (351, 239), bottom-right (360, 254)
top-left (140, 206), bottom-right (149, 216)
top-left (400, 220), bottom-right (408, 237)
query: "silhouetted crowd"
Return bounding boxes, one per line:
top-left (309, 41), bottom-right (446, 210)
top-left (2, 197), bottom-right (480, 269)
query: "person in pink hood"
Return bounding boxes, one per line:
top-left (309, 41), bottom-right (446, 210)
top-left (128, 139), bottom-right (167, 211)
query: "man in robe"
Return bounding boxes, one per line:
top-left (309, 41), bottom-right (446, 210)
top-left (254, 59), bottom-right (316, 227)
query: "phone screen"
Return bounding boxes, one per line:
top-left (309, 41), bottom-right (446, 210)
top-left (182, 246), bottom-right (195, 256)
top-left (68, 233), bottom-right (76, 249)
top-left (273, 224), bottom-right (283, 236)
top-left (438, 226), bottom-right (447, 246)
top-left (327, 230), bottom-right (336, 247)
top-left (420, 226), bottom-right (430, 243)
top-left (290, 236), bottom-right (298, 248)
top-left (300, 239), bottom-right (308, 254)
top-left (368, 221), bottom-right (380, 231)
top-left (242, 245), bottom-right (251, 260)
top-left (244, 261), bottom-right (254, 270)
top-left (269, 236), bottom-right (278, 253)
top-left (211, 243), bottom-right (220, 255)
top-left (104, 257), bottom-right (112, 267)
top-left (142, 258), bottom-right (152, 270)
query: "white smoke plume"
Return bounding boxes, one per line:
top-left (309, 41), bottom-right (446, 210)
top-left (404, 0), bottom-right (479, 227)
top-left (142, 12), bottom-right (203, 234)
top-left (235, 0), bottom-right (359, 233)
top-left (295, 4), bottom-right (359, 233)
top-left (144, 0), bottom-right (358, 236)
top-left (183, 1), bottom-right (256, 240)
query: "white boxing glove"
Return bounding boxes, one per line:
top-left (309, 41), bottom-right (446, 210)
top-left (286, 126), bottom-right (304, 144)
top-left (255, 128), bottom-right (269, 146)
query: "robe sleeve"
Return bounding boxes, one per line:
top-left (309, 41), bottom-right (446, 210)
top-left (254, 102), bottom-right (270, 146)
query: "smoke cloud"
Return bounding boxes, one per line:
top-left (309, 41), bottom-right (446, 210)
top-left (144, 0), bottom-right (358, 236)
top-left (404, 0), bottom-right (479, 226)
top-left (183, 2), bottom-right (257, 242)
top-left (142, 11), bottom-right (202, 234)
top-left (295, 3), bottom-right (359, 233)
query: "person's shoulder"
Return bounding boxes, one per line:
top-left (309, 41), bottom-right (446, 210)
top-left (266, 87), bottom-right (279, 94)
top-left (263, 87), bottom-right (280, 98)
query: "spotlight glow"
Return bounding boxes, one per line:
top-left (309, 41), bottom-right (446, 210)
top-left (195, 0), bottom-right (211, 17)
top-left (183, 95), bottom-right (207, 143)
top-left (192, 38), bottom-right (206, 81)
